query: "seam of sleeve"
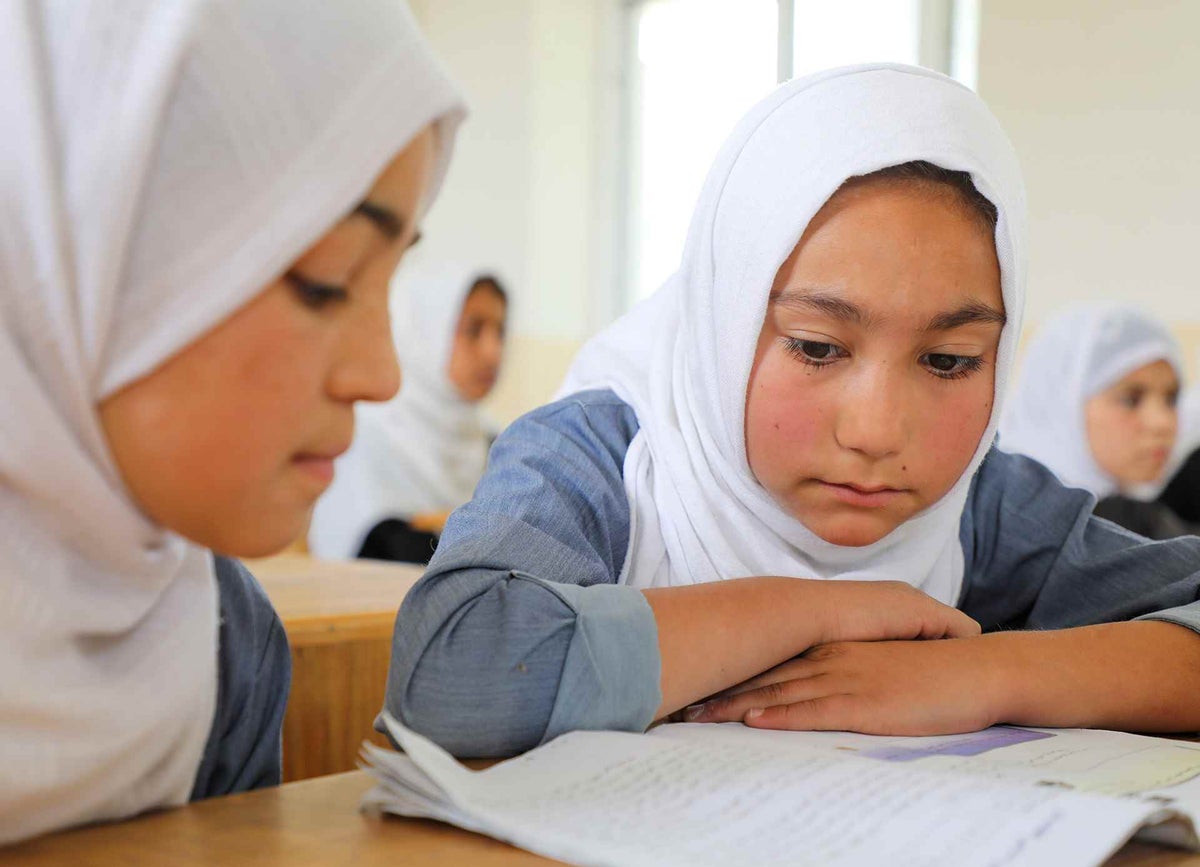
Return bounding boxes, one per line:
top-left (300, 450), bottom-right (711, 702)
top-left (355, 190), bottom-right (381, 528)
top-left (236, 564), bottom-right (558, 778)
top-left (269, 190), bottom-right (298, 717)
top-left (538, 583), bottom-right (662, 744)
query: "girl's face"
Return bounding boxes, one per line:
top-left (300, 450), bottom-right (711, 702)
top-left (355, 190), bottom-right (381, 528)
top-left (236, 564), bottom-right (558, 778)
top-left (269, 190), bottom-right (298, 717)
top-left (746, 179), bottom-right (1004, 547)
top-left (447, 281), bottom-right (507, 403)
top-left (1085, 359), bottom-right (1179, 488)
top-left (99, 128), bottom-right (436, 557)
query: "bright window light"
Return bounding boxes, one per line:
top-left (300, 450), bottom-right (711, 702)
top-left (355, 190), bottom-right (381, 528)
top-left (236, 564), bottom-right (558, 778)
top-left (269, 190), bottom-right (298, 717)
top-left (630, 0), bottom-right (778, 302)
top-left (791, 0), bottom-right (920, 78)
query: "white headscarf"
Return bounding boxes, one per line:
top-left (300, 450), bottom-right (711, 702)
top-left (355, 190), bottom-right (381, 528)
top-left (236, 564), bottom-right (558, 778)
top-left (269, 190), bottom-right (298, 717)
top-left (0, 0), bottom-right (462, 843)
top-left (309, 261), bottom-right (501, 559)
top-left (561, 64), bottom-right (1026, 604)
top-left (1000, 304), bottom-right (1183, 499)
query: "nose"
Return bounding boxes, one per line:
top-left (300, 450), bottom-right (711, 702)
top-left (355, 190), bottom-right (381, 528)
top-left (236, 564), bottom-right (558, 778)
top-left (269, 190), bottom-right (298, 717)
top-left (483, 326), bottom-right (504, 369)
top-left (328, 304), bottom-right (402, 404)
top-left (833, 361), bottom-right (908, 459)
top-left (1144, 395), bottom-right (1178, 438)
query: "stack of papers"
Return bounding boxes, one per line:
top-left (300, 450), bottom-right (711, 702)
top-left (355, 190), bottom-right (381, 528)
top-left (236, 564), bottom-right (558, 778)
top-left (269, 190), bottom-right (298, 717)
top-left (362, 712), bottom-right (1200, 867)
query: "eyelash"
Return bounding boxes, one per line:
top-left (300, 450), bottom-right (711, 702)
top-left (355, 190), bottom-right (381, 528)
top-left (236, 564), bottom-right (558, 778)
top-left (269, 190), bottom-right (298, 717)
top-left (781, 338), bottom-right (985, 381)
top-left (285, 272), bottom-right (349, 310)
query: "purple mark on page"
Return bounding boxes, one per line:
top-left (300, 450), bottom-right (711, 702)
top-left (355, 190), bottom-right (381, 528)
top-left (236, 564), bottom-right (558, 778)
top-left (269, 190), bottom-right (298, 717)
top-left (860, 727), bottom-right (1054, 762)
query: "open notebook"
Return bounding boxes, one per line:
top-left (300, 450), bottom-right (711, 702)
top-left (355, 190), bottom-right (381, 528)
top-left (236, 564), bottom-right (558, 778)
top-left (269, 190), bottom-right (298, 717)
top-left (361, 713), bottom-right (1200, 867)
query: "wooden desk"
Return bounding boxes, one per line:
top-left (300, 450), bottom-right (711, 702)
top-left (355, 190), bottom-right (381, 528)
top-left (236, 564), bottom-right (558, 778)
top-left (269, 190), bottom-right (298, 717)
top-left (2, 770), bottom-right (1196, 866)
top-left (247, 555), bottom-right (425, 782)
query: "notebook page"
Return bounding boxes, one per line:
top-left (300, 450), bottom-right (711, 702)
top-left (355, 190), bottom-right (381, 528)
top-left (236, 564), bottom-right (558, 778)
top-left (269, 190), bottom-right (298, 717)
top-left (652, 723), bottom-right (1200, 816)
top-left (367, 713), bottom-right (1168, 867)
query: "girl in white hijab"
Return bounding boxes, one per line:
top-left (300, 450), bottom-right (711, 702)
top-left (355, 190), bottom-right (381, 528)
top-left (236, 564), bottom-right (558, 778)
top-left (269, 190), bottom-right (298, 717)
top-left (1000, 304), bottom-right (1194, 539)
top-left (386, 64), bottom-right (1200, 760)
top-left (0, 0), bottom-right (462, 843)
top-left (309, 263), bottom-right (508, 562)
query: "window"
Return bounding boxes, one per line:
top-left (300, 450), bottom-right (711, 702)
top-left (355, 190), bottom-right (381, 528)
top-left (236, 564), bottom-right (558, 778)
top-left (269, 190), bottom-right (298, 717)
top-left (627, 0), bottom-right (779, 303)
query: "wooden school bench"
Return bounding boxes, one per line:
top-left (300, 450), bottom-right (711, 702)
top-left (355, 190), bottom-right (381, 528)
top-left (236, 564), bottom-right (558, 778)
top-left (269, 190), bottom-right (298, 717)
top-left (0, 770), bottom-right (1195, 866)
top-left (247, 554), bottom-right (425, 782)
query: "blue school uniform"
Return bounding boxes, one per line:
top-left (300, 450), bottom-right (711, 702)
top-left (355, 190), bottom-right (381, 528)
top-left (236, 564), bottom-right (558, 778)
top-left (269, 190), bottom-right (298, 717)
top-left (385, 390), bottom-right (1200, 758)
top-left (191, 558), bottom-right (291, 798)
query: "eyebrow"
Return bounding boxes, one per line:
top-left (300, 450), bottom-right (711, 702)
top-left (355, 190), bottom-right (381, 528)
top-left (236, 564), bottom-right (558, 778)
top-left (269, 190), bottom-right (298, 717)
top-left (774, 288), bottom-right (876, 328)
top-left (922, 300), bottom-right (1007, 332)
top-left (352, 199), bottom-right (406, 240)
top-left (773, 288), bottom-right (1005, 332)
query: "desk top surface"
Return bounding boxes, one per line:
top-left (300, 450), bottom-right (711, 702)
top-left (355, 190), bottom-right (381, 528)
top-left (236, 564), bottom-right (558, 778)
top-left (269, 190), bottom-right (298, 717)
top-left (3, 770), bottom-right (1197, 867)
top-left (248, 555), bottom-right (424, 643)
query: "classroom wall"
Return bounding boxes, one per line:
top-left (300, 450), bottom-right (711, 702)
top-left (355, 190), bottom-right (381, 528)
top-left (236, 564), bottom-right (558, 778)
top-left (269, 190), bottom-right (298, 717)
top-left (976, 0), bottom-right (1200, 372)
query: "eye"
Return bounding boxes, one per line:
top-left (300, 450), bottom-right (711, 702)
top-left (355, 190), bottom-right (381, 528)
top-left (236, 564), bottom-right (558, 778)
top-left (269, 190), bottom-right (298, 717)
top-left (286, 271), bottom-right (349, 310)
top-left (782, 338), bottom-right (847, 368)
top-left (1117, 389), bottom-right (1144, 410)
top-left (921, 353), bottom-right (984, 381)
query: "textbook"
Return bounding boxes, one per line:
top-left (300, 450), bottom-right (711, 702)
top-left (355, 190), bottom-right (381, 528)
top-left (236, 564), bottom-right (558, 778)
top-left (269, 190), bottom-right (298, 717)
top-left (361, 712), bottom-right (1200, 867)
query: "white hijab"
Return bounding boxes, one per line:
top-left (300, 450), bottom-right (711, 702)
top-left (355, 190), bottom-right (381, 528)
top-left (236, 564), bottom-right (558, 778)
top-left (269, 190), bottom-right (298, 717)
top-left (309, 261), bottom-right (500, 559)
top-left (0, 0), bottom-right (462, 843)
top-left (561, 64), bottom-right (1026, 604)
top-left (1000, 304), bottom-right (1183, 499)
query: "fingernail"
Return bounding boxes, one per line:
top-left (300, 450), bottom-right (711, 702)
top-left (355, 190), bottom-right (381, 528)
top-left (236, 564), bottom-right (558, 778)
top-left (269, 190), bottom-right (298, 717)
top-left (683, 704), bottom-right (707, 722)
top-left (745, 708), bottom-right (763, 720)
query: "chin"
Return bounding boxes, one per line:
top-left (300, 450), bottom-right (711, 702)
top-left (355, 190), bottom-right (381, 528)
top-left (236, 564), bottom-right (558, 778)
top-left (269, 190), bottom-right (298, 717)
top-left (800, 514), bottom-right (898, 548)
top-left (189, 513), bottom-right (310, 560)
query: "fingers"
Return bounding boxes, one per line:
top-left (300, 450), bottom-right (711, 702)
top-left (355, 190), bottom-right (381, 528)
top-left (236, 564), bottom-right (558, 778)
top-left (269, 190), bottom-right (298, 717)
top-left (709, 657), bottom-right (815, 701)
top-left (685, 669), bottom-right (830, 723)
top-left (744, 694), bottom-right (857, 731)
top-left (934, 607), bottom-right (981, 640)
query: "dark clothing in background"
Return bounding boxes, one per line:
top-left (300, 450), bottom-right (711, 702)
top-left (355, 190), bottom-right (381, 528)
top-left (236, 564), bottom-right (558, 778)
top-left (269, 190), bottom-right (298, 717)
top-left (1161, 448), bottom-right (1200, 525)
top-left (1094, 495), bottom-right (1196, 541)
top-left (359, 519), bottom-right (439, 565)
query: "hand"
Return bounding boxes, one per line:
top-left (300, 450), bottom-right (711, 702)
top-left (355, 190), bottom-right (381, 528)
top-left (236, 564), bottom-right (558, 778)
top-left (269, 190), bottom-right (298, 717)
top-left (816, 580), bottom-right (981, 645)
top-left (685, 638), bottom-right (1003, 736)
top-left (409, 510), bottom-right (452, 534)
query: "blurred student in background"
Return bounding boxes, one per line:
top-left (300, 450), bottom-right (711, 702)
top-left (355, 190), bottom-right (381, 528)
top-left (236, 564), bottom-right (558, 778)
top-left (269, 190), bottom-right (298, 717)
top-left (1001, 304), bottom-right (1198, 539)
top-left (311, 265), bottom-right (508, 563)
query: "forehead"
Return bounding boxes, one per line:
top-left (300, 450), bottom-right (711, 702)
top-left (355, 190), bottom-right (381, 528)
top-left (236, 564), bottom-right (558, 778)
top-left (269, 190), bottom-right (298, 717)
top-left (776, 180), bottom-right (1003, 324)
top-left (460, 284), bottom-right (507, 319)
top-left (365, 129), bottom-right (436, 209)
top-left (1110, 359), bottom-right (1180, 389)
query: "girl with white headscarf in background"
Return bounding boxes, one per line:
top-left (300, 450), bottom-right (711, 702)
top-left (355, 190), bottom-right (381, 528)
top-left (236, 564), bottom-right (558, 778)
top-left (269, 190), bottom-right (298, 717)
top-left (382, 65), bottom-right (1200, 762)
top-left (0, 0), bottom-right (462, 843)
top-left (309, 263), bottom-right (508, 562)
top-left (1001, 303), bottom-right (1198, 539)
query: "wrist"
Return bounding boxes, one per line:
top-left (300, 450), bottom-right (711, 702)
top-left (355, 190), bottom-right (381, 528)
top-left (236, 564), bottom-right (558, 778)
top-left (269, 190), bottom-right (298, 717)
top-left (974, 630), bottom-right (1044, 726)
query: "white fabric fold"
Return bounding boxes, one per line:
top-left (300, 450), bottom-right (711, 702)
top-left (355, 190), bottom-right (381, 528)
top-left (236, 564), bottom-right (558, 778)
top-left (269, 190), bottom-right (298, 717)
top-left (561, 64), bottom-right (1027, 604)
top-left (0, 0), bottom-right (462, 843)
top-left (310, 260), bottom-right (499, 560)
top-left (1000, 303), bottom-right (1183, 499)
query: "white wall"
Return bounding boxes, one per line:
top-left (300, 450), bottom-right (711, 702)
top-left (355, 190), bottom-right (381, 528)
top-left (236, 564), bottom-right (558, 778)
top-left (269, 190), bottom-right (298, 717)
top-left (977, 0), bottom-right (1200, 362)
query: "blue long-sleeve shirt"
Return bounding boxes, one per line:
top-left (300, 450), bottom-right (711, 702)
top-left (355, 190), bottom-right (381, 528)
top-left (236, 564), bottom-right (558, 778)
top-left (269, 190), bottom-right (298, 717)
top-left (386, 389), bottom-right (1200, 757)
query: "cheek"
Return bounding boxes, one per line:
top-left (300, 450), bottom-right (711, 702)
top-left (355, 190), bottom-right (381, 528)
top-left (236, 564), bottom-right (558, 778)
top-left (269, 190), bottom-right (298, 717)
top-left (745, 354), bottom-right (830, 486)
top-left (911, 380), bottom-right (993, 491)
top-left (100, 288), bottom-right (332, 539)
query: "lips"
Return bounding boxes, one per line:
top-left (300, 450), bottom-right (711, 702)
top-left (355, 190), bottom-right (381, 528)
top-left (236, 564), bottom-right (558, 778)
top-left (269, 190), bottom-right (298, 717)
top-left (291, 441), bottom-right (351, 487)
top-left (818, 480), bottom-right (908, 508)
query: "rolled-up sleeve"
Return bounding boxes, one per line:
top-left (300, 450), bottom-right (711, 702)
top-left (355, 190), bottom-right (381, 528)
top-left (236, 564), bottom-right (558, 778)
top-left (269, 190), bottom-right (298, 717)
top-left (385, 391), bottom-right (662, 757)
top-left (958, 447), bottom-right (1200, 634)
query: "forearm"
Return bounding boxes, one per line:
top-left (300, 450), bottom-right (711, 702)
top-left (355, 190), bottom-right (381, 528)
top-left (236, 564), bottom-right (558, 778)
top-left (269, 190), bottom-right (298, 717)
top-left (644, 578), bottom-right (832, 718)
top-left (989, 621), bottom-right (1200, 732)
